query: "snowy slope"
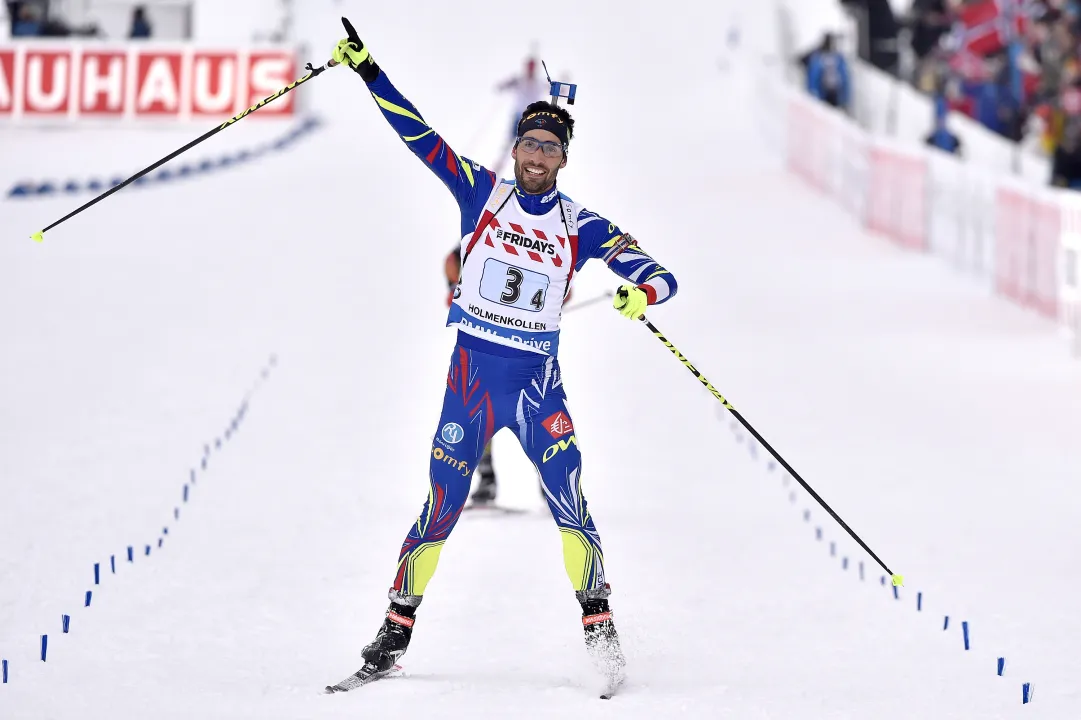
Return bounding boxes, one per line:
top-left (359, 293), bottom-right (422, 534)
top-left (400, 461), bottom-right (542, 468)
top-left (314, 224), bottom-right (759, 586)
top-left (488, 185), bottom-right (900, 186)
top-left (2, 1), bottom-right (1079, 717)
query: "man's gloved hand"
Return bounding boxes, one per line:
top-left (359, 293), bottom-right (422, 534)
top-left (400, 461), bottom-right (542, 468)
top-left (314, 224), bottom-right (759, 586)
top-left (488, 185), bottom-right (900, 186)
top-left (613, 284), bottom-right (648, 320)
top-left (331, 20), bottom-right (380, 82)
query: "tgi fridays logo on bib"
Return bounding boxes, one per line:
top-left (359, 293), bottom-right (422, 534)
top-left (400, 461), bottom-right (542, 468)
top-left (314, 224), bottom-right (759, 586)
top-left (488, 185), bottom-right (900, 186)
top-left (484, 219), bottom-right (567, 268)
top-left (495, 227), bottom-right (555, 255)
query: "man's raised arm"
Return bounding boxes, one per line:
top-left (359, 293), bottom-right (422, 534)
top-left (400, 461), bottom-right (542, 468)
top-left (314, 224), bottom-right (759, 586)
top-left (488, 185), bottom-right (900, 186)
top-left (332, 36), bottom-right (496, 215)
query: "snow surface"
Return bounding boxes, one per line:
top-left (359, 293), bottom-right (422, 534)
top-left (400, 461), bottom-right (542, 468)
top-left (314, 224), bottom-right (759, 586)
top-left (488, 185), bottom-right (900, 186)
top-left (2, 1), bottom-right (1080, 717)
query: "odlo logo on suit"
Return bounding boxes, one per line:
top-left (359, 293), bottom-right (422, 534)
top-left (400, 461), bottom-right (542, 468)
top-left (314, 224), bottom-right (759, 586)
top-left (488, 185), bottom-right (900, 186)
top-left (542, 435), bottom-right (578, 463)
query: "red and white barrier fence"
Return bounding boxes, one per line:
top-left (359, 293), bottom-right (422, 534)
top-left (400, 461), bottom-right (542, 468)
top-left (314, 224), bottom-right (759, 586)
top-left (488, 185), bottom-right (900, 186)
top-left (866, 144), bottom-right (928, 252)
top-left (760, 74), bottom-right (1081, 356)
top-left (994, 184), bottom-right (1060, 320)
top-left (0, 43), bottom-right (297, 122)
top-left (787, 92), bottom-right (929, 253)
top-left (1059, 195), bottom-right (1081, 354)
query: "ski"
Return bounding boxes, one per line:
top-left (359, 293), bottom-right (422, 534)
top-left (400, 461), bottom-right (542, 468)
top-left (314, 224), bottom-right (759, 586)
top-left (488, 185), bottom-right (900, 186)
top-left (324, 663), bottom-right (403, 693)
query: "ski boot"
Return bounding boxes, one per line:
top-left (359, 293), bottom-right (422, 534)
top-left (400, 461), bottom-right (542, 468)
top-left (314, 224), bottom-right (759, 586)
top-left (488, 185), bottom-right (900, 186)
top-left (325, 589), bottom-right (421, 693)
top-left (577, 584), bottom-right (626, 697)
top-left (469, 447), bottom-right (498, 505)
top-left (362, 589), bottom-right (420, 671)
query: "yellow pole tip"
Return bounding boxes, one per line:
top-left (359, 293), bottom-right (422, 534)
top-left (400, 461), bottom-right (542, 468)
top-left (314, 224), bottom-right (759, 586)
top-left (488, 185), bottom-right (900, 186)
top-left (30, 231), bottom-right (44, 243)
top-left (891, 574), bottom-right (904, 587)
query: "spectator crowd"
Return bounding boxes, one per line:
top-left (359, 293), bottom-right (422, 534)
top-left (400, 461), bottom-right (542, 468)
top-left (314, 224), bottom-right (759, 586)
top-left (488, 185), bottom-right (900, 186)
top-left (800, 1), bottom-right (1081, 187)
top-left (905, 0), bottom-right (1081, 186)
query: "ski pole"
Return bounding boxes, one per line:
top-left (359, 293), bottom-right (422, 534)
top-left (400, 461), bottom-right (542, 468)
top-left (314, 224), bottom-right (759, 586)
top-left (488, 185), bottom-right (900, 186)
top-left (29, 58), bottom-right (340, 243)
top-left (622, 296), bottom-right (903, 587)
top-left (563, 289), bottom-right (614, 314)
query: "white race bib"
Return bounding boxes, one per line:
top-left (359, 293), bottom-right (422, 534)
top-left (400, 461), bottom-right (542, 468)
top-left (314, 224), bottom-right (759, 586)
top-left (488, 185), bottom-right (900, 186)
top-left (447, 183), bottom-right (580, 355)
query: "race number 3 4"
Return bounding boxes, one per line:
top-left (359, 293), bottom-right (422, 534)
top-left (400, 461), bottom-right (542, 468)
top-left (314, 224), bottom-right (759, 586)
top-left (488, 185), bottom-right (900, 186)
top-left (480, 259), bottom-right (549, 312)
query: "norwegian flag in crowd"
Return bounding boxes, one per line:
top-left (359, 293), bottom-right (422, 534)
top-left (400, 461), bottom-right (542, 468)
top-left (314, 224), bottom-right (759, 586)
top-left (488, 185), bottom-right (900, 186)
top-left (948, 0), bottom-right (1040, 57)
top-left (948, 48), bottom-right (992, 81)
top-left (948, 45), bottom-right (1040, 88)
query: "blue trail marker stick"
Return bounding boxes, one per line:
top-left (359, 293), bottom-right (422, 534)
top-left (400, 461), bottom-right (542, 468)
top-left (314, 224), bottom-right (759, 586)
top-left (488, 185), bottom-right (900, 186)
top-left (962, 621), bottom-right (970, 650)
top-left (998, 658), bottom-right (1005, 676)
top-left (629, 309), bottom-right (904, 586)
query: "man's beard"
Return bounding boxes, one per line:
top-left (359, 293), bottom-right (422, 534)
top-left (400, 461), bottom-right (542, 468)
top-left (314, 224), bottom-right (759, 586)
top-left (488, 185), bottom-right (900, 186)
top-left (514, 159), bottom-right (556, 194)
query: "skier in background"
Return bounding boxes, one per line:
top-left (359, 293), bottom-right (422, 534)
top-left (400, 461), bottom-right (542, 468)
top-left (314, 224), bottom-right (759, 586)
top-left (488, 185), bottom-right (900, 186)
top-left (442, 246), bottom-right (500, 505)
top-left (328, 29), bottom-right (678, 693)
top-left (444, 242), bottom-right (573, 509)
top-left (493, 52), bottom-right (546, 172)
top-left (453, 51), bottom-right (568, 510)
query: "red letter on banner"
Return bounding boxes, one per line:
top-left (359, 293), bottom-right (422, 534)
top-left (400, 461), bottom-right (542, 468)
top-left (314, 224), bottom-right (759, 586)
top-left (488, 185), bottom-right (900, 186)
top-left (23, 50), bottom-right (72, 115)
top-left (247, 51), bottom-right (294, 114)
top-left (191, 52), bottom-right (238, 116)
top-left (135, 51), bottom-right (182, 116)
top-left (81, 51), bottom-right (126, 115)
top-left (0, 50), bottom-right (14, 115)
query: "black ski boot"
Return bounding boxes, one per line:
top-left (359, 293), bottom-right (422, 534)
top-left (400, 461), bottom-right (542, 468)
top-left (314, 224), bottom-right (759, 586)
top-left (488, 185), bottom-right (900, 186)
top-left (469, 446), bottom-right (497, 505)
top-left (325, 589), bottom-right (421, 693)
top-left (361, 589), bottom-right (420, 671)
top-left (577, 584), bottom-right (626, 697)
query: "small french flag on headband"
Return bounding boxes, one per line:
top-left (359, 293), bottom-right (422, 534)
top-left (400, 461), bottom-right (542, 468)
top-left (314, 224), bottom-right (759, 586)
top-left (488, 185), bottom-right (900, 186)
top-left (550, 81), bottom-right (576, 105)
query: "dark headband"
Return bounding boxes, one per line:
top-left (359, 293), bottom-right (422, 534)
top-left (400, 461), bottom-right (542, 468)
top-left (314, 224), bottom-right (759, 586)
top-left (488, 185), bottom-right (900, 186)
top-left (516, 110), bottom-right (569, 146)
